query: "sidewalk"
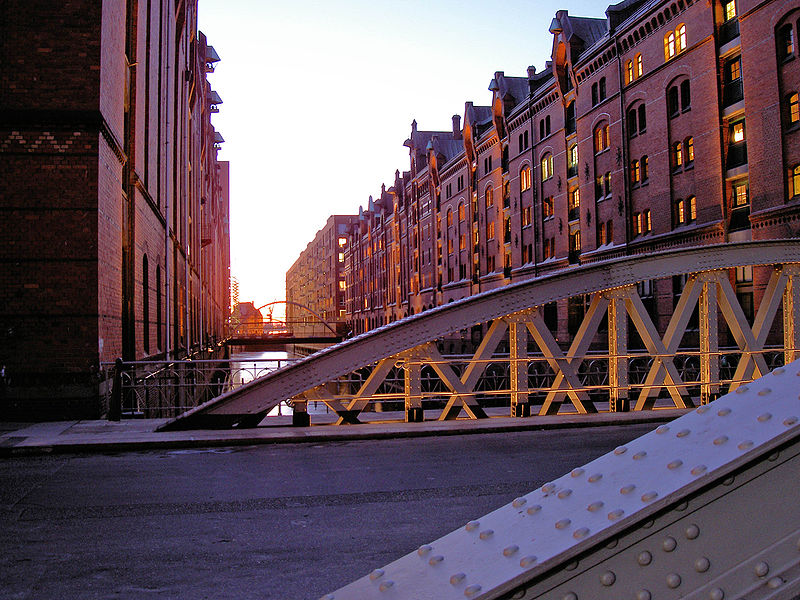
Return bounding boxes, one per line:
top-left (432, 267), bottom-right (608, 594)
top-left (0, 408), bottom-right (689, 457)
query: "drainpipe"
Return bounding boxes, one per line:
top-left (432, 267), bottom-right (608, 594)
top-left (615, 32), bottom-right (632, 256)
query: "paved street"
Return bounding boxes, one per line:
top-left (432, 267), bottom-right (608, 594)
top-left (1, 424), bottom-right (655, 599)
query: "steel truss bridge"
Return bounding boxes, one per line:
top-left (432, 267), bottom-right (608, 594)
top-left (160, 241), bottom-right (800, 431)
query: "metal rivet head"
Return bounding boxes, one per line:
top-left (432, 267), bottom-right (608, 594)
top-left (479, 530), bottom-right (494, 540)
top-left (417, 545), bottom-right (432, 556)
top-left (641, 491), bottom-right (658, 502)
top-left (758, 388), bottom-right (772, 396)
top-left (691, 465), bottom-right (707, 476)
top-left (608, 509), bottom-right (624, 521)
top-left (379, 581), bottom-right (394, 592)
top-left (767, 577), bottom-right (784, 589)
top-left (709, 588), bottom-right (725, 600)
top-left (738, 440), bottom-right (754, 451)
top-left (637, 551), bottom-right (652, 566)
top-left (600, 571), bottom-right (616, 586)
top-left (677, 429), bottom-right (691, 438)
top-left (722, 476), bottom-right (735, 486)
top-left (526, 505), bottom-right (542, 516)
top-left (571, 468), bottom-right (585, 478)
top-left (621, 484), bottom-right (636, 495)
top-left (713, 436), bottom-right (729, 446)
top-left (573, 527), bottom-right (590, 540)
top-left (656, 425), bottom-right (670, 434)
top-left (503, 545), bottom-right (519, 557)
top-left (465, 521), bottom-right (480, 532)
top-left (562, 593), bottom-right (577, 600)
top-left (717, 408), bottom-right (731, 416)
top-left (662, 537), bottom-right (677, 552)
top-left (735, 385), bottom-right (749, 394)
top-left (755, 561), bottom-right (769, 577)
top-left (464, 584), bottom-right (482, 597)
top-left (587, 501), bottom-right (604, 512)
top-left (558, 489), bottom-right (572, 499)
top-left (695, 557), bottom-right (711, 573)
top-left (449, 573), bottom-right (466, 586)
top-left (588, 473), bottom-right (603, 483)
top-left (369, 569), bottom-right (385, 581)
top-left (666, 573), bottom-right (682, 588)
top-left (696, 405), bottom-right (711, 414)
top-left (758, 413), bottom-right (773, 422)
top-left (565, 560), bottom-right (579, 570)
top-left (633, 451), bottom-right (647, 460)
top-left (614, 446), bottom-right (628, 455)
top-left (637, 591), bottom-right (652, 600)
top-left (519, 555), bottom-right (537, 568)
top-left (555, 518), bottom-right (571, 530)
top-left (429, 555), bottom-right (444, 566)
top-left (542, 483), bottom-right (556, 493)
top-left (512, 497), bottom-right (527, 508)
top-left (784, 416), bottom-right (798, 427)
top-left (668, 460), bottom-right (683, 470)
top-left (685, 524), bottom-right (700, 539)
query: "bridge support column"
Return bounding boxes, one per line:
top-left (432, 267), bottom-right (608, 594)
top-left (699, 273), bottom-right (720, 404)
top-left (508, 319), bottom-right (530, 417)
top-left (404, 353), bottom-right (424, 423)
top-left (784, 266), bottom-right (800, 364)
top-left (608, 291), bottom-right (629, 412)
top-left (292, 399), bottom-right (310, 427)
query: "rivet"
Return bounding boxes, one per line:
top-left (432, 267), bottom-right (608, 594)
top-left (713, 436), bottom-right (729, 446)
top-left (621, 484), bottom-right (636, 495)
top-left (614, 446), bottom-right (628, 455)
top-left (429, 555), bottom-right (444, 566)
top-left (588, 501), bottom-right (604, 512)
top-left (656, 425), bottom-right (670, 434)
top-left (417, 545), bottom-right (432, 556)
top-left (503, 545), bottom-right (519, 557)
top-left (608, 509), bottom-right (624, 521)
top-left (695, 557), bottom-right (711, 572)
top-left (668, 459), bottom-right (683, 470)
top-left (519, 555), bottom-right (538, 568)
top-left (642, 519), bottom-right (655, 529)
top-left (662, 537), bottom-right (677, 552)
top-left (465, 521), bottom-right (480, 532)
top-left (526, 505), bottom-right (542, 515)
top-left (542, 483), bottom-right (556, 493)
top-left (709, 588), bottom-right (725, 600)
top-left (512, 497), bottom-right (527, 508)
top-left (697, 405), bottom-right (711, 414)
top-left (479, 530), bottom-right (494, 540)
top-left (767, 577), bottom-right (784, 589)
top-left (773, 367), bottom-right (785, 375)
top-left (588, 473), bottom-right (603, 483)
top-left (637, 551), bottom-right (652, 566)
top-left (600, 571), bottom-right (616, 586)
top-left (784, 416), bottom-right (798, 427)
top-left (676, 500), bottom-right (689, 511)
top-left (450, 573), bottom-right (466, 586)
top-left (606, 539), bottom-right (619, 549)
top-left (558, 489), bottom-right (573, 499)
top-left (571, 468), bottom-right (585, 478)
top-left (677, 429), bottom-right (691, 438)
top-left (691, 465), bottom-right (707, 476)
top-left (573, 527), bottom-right (590, 539)
top-left (641, 491), bottom-right (658, 502)
top-left (565, 560), bottom-right (579, 571)
top-left (634, 451), bottom-right (647, 460)
top-left (464, 584), bottom-right (482, 597)
top-left (511, 592), bottom-right (525, 600)
top-left (735, 385), bottom-right (749, 394)
top-left (636, 590), bottom-right (652, 600)
top-left (685, 524), bottom-right (700, 539)
top-left (369, 569), bottom-right (385, 581)
top-left (758, 388), bottom-right (772, 396)
top-left (379, 581), bottom-right (394, 592)
top-left (758, 413), bottom-right (773, 422)
top-left (755, 561), bottom-right (769, 577)
top-left (717, 408), bottom-right (731, 416)
top-left (738, 440), bottom-right (754, 451)
top-left (722, 476), bottom-right (735, 486)
top-left (666, 573), bottom-right (682, 588)
top-left (555, 518), bottom-right (571, 530)
top-left (562, 593), bottom-right (577, 600)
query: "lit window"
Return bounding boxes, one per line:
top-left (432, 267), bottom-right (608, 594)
top-left (665, 25), bottom-right (687, 60)
top-left (448, 238), bottom-right (453, 254)
top-left (568, 187), bottom-right (580, 217)
top-left (686, 137), bottom-right (694, 163)
top-left (338, 252), bottom-right (344, 263)
top-left (485, 186), bottom-right (493, 208)
top-left (339, 280), bottom-right (346, 291)
top-left (672, 141), bottom-right (683, 168)
top-left (665, 31), bottom-right (676, 60)
top-left (542, 196), bottom-right (554, 219)
top-left (736, 265), bottom-right (753, 283)
top-left (634, 212), bottom-right (643, 235)
top-left (789, 93), bottom-right (800, 124)
top-left (725, 1), bottom-right (736, 21)
top-left (791, 165), bottom-right (800, 197)
top-left (729, 59), bottom-right (741, 81)
top-left (688, 196), bottom-right (697, 221)
top-left (677, 24), bottom-right (687, 52)
top-left (522, 205), bottom-right (531, 227)
top-left (569, 144), bottom-right (578, 169)
top-left (447, 210), bottom-right (453, 228)
top-left (458, 203), bottom-right (465, 221)
top-left (630, 159), bottom-right (641, 184)
top-left (460, 233), bottom-right (466, 250)
top-left (733, 181), bottom-right (749, 206)
top-left (732, 121), bottom-right (745, 143)
top-left (676, 199), bottom-right (686, 225)
top-left (779, 23), bottom-right (794, 59)
top-left (598, 221), bottom-right (606, 245)
top-left (625, 60), bottom-right (634, 84)
top-left (520, 166), bottom-right (532, 192)
top-left (644, 209), bottom-right (652, 233)
top-left (338, 237), bottom-right (347, 247)
top-left (541, 154), bottom-right (553, 180)
top-left (604, 172), bottom-right (612, 197)
top-left (487, 220), bottom-right (495, 240)
top-left (594, 123), bottom-right (609, 153)
top-left (636, 53), bottom-right (643, 77)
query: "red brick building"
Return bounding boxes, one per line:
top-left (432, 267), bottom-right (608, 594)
top-left (0, 1), bottom-right (230, 418)
top-left (335, 0), bottom-right (800, 346)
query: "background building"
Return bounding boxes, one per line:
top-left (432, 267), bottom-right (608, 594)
top-left (294, 0), bottom-right (800, 348)
top-left (0, 1), bottom-right (230, 418)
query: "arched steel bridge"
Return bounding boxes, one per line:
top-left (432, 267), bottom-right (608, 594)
top-left (160, 240), bottom-right (800, 430)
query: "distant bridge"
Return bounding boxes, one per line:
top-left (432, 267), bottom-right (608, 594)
top-left (228, 300), bottom-right (347, 347)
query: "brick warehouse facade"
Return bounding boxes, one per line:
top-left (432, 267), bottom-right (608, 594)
top-left (0, 1), bottom-right (230, 419)
top-left (286, 0), bottom-right (800, 348)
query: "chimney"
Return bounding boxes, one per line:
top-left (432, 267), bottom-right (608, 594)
top-left (452, 115), bottom-right (462, 140)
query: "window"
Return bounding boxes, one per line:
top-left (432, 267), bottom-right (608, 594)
top-left (685, 137), bottom-right (694, 164)
top-left (636, 53), bottom-right (643, 78)
top-left (628, 107), bottom-right (638, 136)
top-left (668, 86), bottom-right (679, 117)
top-left (677, 24), bottom-right (687, 52)
top-left (338, 236), bottom-right (347, 247)
top-left (732, 121), bottom-right (745, 143)
top-left (789, 165), bottom-right (800, 198)
top-left (725, 1), bottom-right (736, 21)
top-left (595, 175), bottom-right (604, 200)
top-left (485, 186), bottom-right (493, 208)
top-left (638, 104), bottom-right (647, 132)
top-left (520, 165), bottom-right (531, 192)
top-left (688, 196), bottom-right (697, 221)
top-left (518, 130), bottom-right (529, 152)
top-left (542, 196), bottom-right (554, 219)
top-left (155, 264), bottom-right (162, 350)
top-left (447, 209), bottom-right (453, 228)
top-left (672, 141), bottom-right (683, 169)
top-left (458, 203), bottom-right (465, 221)
top-left (665, 25), bottom-right (687, 60)
top-left (338, 252), bottom-right (344, 263)
top-left (598, 221), bottom-right (607, 246)
top-left (543, 237), bottom-right (555, 259)
top-left (568, 144), bottom-right (578, 178)
top-left (665, 30), bottom-right (676, 60)
top-left (522, 205), bottom-right (532, 227)
top-left (460, 233), bottom-right (466, 250)
top-left (594, 123), bottom-right (610, 153)
top-left (631, 159), bottom-right (641, 184)
top-left (644, 209), bottom-right (652, 233)
top-left (566, 101), bottom-right (576, 135)
top-left (448, 238), bottom-right (453, 254)
top-left (604, 172), bottom-right (612, 197)
top-left (142, 255), bottom-right (149, 354)
top-left (625, 60), bottom-right (634, 85)
top-left (503, 181), bottom-right (511, 208)
top-left (788, 93), bottom-right (800, 125)
top-left (541, 154), bottom-right (554, 180)
top-left (674, 196), bottom-right (697, 227)
top-left (634, 212), bottom-right (643, 235)
top-left (487, 220), bottom-right (495, 240)
top-left (339, 280), bottom-right (346, 291)
top-left (680, 80), bottom-right (691, 110)
top-left (641, 155), bottom-right (649, 182)
top-left (599, 77), bottom-right (606, 101)
top-left (568, 227), bottom-right (581, 263)
top-left (606, 220), bottom-right (614, 244)
top-left (539, 115), bottom-right (551, 139)
top-left (568, 187), bottom-right (580, 221)
top-left (733, 180), bottom-right (749, 206)
top-left (779, 23), bottom-right (794, 60)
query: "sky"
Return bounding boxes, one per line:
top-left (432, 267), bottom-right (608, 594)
top-left (198, 0), bottom-right (606, 311)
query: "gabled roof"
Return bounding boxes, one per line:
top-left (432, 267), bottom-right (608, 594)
top-left (566, 15), bottom-right (608, 47)
top-left (606, 0), bottom-right (649, 32)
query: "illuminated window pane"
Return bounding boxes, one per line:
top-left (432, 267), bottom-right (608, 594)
top-left (677, 25), bottom-right (687, 52)
top-left (733, 182), bottom-right (749, 206)
top-left (630, 159), bottom-right (640, 184)
top-left (688, 196), bottom-right (697, 221)
top-left (790, 93), bottom-right (800, 124)
top-left (625, 60), bottom-right (633, 84)
top-left (636, 53), bottom-right (643, 77)
top-left (725, 1), bottom-right (736, 21)
top-left (686, 137), bottom-right (694, 163)
top-left (732, 122), bottom-right (745, 142)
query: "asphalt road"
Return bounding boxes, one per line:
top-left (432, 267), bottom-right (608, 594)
top-left (0, 424), bottom-right (656, 599)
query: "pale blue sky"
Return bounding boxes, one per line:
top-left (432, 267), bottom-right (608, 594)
top-left (198, 0), bottom-right (605, 310)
